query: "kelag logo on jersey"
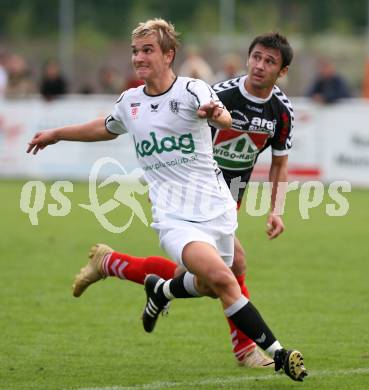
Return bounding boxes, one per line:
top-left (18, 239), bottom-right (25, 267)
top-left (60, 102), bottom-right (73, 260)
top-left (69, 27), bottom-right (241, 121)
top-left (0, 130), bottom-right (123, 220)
top-left (134, 131), bottom-right (195, 158)
top-left (213, 128), bottom-right (269, 171)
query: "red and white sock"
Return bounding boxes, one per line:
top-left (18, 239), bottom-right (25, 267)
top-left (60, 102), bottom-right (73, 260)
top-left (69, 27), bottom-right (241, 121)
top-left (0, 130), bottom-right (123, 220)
top-left (102, 252), bottom-right (177, 285)
top-left (227, 274), bottom-right (256, 362)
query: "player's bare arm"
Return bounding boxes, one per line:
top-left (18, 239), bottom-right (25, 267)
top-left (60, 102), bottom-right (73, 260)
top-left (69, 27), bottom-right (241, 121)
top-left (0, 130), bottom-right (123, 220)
top-left (27, 117), bottom-right (117, 155)
top-left (197, 101), bottom-right (232, 129)
top-left (267, 154), bottom-right (288, 240)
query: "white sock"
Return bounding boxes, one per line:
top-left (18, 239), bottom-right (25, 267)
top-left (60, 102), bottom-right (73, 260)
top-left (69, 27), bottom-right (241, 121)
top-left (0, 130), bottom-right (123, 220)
top-left (183, 272), bottom-right (201, 296)
top-left (266, 340), bottom-right (283, 357)
top-left (162, 280), bottom-right (175, 300)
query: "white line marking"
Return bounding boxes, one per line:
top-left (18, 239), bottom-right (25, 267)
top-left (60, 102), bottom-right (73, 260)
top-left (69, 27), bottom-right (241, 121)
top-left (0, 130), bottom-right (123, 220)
top-left (74, 367), bottom-right (369, 390)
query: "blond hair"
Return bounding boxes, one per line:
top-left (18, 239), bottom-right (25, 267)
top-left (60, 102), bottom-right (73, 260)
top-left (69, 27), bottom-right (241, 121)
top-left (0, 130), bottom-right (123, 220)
top-left (132, 18), bottom-right (180, 55)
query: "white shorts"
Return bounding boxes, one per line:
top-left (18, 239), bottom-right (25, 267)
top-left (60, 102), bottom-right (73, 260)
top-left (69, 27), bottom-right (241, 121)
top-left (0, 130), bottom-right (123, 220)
top-left (151, 207), bottom-right (237, 267)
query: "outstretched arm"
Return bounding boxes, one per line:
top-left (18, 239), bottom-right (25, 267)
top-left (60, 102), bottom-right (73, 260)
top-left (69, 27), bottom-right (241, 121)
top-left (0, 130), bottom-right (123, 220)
top-left (266, 154), bottom-right (288, 240)
top-left (27, 117), bottom-right (118, 155)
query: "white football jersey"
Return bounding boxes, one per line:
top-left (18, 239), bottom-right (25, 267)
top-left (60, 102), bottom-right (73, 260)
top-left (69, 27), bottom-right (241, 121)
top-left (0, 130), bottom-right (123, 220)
top-left (106, 76), bottom-right (236, 223)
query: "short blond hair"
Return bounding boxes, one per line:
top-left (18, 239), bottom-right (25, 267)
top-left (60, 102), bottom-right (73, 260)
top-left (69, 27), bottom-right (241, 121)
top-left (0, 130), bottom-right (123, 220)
top-left (132, 18), bottom-right (180, 55)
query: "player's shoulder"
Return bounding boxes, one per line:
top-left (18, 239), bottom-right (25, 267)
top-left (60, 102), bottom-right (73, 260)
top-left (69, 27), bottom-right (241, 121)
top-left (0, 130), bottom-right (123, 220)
top-left (212, 75), bottom-right (243, 93)
top-left (179, 76), bottom-right (210, 91)
top-left (115, 85), bottom-right (145, 104)
top-left (179, 77), bottom-right (216, 103)
top-left (272, 85), bottom-right (294, 116)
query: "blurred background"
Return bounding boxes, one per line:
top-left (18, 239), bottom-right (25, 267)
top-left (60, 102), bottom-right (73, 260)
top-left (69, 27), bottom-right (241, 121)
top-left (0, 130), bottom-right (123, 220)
top-left (1, 0), bottom-right (369, 97)
top-left (1, 0), bottom-right (369, 185)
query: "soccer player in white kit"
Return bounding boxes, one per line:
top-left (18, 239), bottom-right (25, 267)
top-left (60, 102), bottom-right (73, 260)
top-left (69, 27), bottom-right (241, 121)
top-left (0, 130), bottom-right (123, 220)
top-left (27, 19), bottom-right (307, 382)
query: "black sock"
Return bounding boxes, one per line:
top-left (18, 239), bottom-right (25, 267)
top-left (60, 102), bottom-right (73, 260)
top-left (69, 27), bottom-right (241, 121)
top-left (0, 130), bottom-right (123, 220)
top-left (169, 273), bottom-right (196, 297)
top-left (157, 272), bottom-right (200, 301)
top-left (225, 296), bottom-right (277, 351)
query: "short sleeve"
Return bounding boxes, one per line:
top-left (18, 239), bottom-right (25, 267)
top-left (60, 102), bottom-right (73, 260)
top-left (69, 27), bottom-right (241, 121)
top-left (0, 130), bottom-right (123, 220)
top-left (105, 92), bottom-right (128, 135)
top-left (271, 108), bottom-right (293, 156)
top-left (185, 79), bottom-right (224, 110)
top-left (271, 88), bottom-right (294, 156)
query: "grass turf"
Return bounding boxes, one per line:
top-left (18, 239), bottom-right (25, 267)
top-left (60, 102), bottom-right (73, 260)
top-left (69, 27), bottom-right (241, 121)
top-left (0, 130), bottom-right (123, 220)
top-left (1, 180), bottom-right (368, 389)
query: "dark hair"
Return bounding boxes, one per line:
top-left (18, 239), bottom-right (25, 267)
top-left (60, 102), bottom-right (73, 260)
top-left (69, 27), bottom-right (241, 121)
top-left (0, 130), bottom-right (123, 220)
top-left (248, 32), bottom-right (293, 69)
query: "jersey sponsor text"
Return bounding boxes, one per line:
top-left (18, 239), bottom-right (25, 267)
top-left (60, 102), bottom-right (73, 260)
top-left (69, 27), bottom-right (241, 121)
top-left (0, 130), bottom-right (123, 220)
top-left (134, 131), bottom-right (195, 158)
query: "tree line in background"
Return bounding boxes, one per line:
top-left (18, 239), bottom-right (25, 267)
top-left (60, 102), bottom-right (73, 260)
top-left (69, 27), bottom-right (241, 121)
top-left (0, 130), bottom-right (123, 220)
top-left (0, 0), bottom-right (368, 43)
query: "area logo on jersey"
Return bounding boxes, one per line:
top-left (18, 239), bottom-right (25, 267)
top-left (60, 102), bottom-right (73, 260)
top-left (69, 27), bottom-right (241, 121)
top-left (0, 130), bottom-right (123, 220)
top-left (151, 104), bottom-right (159, 112)
top-left (169, 99), bottom-right (180, 114)
top-left (230, 110), bottom-right (249, 130)
top-left (249, 117), bottom-right (277, 135)
top-left (213, 128), bottom-right (269, 170)
top-left (134, 131), bottom-right (195, 158)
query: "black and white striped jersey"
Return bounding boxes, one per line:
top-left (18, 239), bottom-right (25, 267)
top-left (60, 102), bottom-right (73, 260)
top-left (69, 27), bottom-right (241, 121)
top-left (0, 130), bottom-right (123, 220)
top-left (211, 75), bottom-right (294, 202)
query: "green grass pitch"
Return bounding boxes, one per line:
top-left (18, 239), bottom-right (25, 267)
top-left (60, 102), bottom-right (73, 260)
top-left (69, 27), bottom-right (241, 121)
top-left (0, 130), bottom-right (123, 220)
top-left (1, 180), bottom-right (368, 389)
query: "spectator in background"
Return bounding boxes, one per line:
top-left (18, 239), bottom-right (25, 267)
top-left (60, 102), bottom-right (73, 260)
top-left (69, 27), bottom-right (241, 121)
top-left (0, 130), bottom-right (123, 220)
top-left (362, 58), bottom-right (369, 98)
top-left (98, 65), bottom-right (123, 94)
top-left (5, 54), bottom-right (36, 98)
top-left (79, 84), bottom-right (95, 95)
top-left (306, 58), bottom-right (351, 104)
top-left (123, 71), bottom-right (144, 90)
top-left (40, 59), bottom-right (68, 101)
top-left (214, 53), bottom-right (244, 81)
top-left (178, 45), bottom-right (214, 83)
top-left (0, 50), bottom-right (8, 99)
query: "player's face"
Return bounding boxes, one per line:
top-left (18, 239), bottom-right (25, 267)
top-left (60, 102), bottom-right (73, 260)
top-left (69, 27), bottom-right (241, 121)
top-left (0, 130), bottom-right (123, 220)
top-left (131, 34), bottom-right (173, 82)
top-left (247, 44), bottom-right (288, 93)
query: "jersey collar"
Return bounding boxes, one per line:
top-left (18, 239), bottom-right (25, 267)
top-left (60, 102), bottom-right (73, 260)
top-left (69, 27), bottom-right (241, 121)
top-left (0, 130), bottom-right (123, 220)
top-left (238, 75), bottom-right (273, 103)
top-left (143, 76), bottom-right (178, 97)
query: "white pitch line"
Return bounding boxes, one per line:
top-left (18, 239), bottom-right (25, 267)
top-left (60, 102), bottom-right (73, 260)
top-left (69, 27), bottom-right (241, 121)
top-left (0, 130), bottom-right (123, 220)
top-left (74, 367), bottom-right (369, 390)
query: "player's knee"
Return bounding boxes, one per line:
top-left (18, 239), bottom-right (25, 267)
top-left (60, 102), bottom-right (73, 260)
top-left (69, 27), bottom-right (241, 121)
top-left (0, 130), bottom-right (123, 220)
top-left (207, 268), bottom-right (235, 294)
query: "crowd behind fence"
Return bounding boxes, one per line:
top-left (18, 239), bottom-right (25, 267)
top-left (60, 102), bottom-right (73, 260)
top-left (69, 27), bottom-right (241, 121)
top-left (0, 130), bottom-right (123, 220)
top-left (1, 39), bottom-right (369, 101)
